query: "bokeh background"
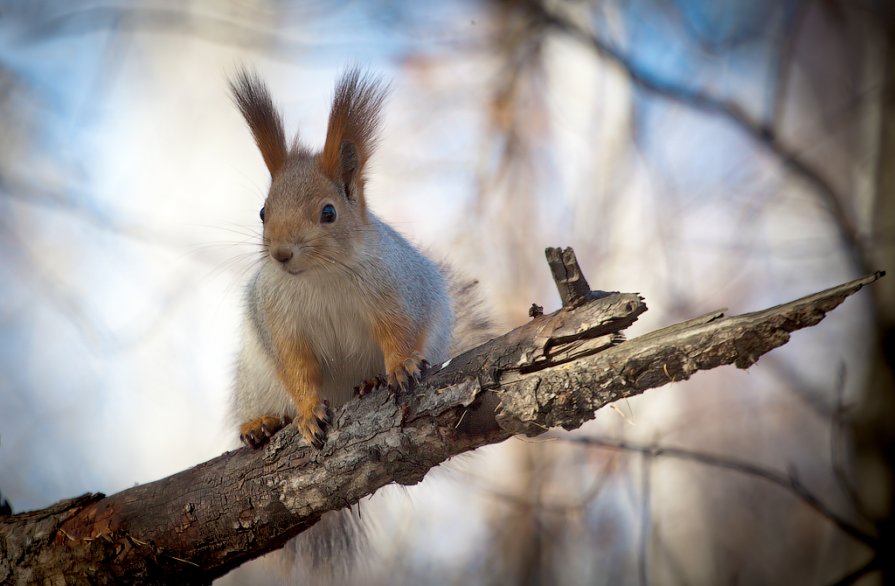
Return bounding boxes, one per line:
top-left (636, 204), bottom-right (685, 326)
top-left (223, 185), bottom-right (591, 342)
top-left (1, 1), bottom-right (892, 584)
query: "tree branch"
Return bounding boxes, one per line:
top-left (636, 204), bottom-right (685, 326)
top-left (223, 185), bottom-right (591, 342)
top-left (0, 248), bottom-right (883, 585)
top-left (558, 435), bottom-right (879, 548)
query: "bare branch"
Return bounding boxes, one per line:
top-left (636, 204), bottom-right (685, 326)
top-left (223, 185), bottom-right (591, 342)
top-left (638, 455), bottom-right (652, 586)
top-left (828, 554), bottom-right (880, 586)
top-left (0, 252), bottom-right (883, 584)
top-left (557, 435), bottom-right (879, 549)
top-left (527, 0), bottom-right (873, 276)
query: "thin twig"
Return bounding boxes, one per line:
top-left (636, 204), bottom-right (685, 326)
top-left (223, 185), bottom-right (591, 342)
top-left (827, 554), bottom-right (879, 586)
top-left (559, 435), bottom-right (880, 548)
top-left (639, 454), bottom-right (652, 586)
top-left (529, 0), bottom-right (872, 277)
top-left (829, 364), bottom-right (871, 521)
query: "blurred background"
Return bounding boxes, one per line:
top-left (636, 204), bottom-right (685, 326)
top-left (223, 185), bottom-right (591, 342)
top-left (0, 0), bottom-right (892, 584)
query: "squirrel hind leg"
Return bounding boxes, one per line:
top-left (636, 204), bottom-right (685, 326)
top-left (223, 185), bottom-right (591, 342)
top-left (240, 414), bottom-right (294, 448)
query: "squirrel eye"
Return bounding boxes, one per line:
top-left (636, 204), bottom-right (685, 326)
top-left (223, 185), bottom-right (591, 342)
top-left (259, 207), bottom-right (265, 222)
top-left (320, 203), bottom-right (336, 224)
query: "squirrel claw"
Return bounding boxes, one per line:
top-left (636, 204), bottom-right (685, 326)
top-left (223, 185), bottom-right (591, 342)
top-left (386, 354), bottom-right (429, 394)
top-left (240, 414), bottom-right (293, 449)
top-left (355, 355), bottom-right (429, 397)
top-left (354, 375), bottom-right (387, 397)
top-left (411, 360), bottom-right (430, 385)
top-left (295, 400), bottom-right (332, 449)
top-left (388, 370), bottom-right (408, 392)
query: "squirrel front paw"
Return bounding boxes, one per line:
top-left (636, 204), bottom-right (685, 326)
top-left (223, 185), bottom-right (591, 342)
top-left (240, 415), bottom-right (293, 448)
top-left (294, 399), bottom-right (332, 449)
top-left (387, 353), bottom-right (430, 392)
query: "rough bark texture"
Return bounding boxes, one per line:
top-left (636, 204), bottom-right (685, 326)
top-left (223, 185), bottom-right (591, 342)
top-left (0, 253), bottom-right (883, 585)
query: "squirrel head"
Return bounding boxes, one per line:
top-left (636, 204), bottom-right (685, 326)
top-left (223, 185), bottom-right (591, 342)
top-left (230, 67), bottom-right (387, 275)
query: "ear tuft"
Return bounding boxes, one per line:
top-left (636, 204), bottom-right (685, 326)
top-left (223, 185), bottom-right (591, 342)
top-left (230, 68), bottom-right (288, 177)
top-left (338, 142), bottom-right (359, 192)
top-left (320, 68), bottom-right (387, 204)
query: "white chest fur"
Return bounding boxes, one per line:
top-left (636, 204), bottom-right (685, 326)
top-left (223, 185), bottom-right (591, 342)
top-left (260, 264), bottom-right (383, 407)
top-left (231, 264), bottom-right (386, 425)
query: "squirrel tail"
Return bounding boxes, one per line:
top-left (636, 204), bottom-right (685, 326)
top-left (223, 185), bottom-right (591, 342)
top-left (280, 506), bottom-right (368, 582)
top-left (444, 266), bottom-right (499, 357)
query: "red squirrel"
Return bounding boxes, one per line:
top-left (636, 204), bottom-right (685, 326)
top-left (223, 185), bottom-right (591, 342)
top-left (229, 68), bottom-right (489, 450)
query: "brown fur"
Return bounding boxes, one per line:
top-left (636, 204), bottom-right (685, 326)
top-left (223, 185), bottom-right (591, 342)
top-left (271, 328), bottom-right (328, 447)
top-left (239, 415), bottom-right (292, 448)
top-left (261, 158), bottom-right (369, 275)
top-left (318, 68), bottom-right (388, 218)
top-left (371, 305), bottom-right (429, 388)
top-left (230, 68), bottom-right (289, 177)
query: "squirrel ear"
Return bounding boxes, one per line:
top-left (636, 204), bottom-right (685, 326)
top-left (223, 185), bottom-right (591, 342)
top-left (339, 141), bottom-right (359, 198)
top-left (320, 68), bottom-right (387, 207)
top-left (230, 68), bottom-right (288, 177)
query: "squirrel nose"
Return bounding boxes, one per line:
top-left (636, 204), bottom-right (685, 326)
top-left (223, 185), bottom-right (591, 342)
top-left (271, 246), bottom-right (293, 263)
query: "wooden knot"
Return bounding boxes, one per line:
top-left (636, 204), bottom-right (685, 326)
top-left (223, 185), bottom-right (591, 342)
top-left (545, 247), bottom-right (592, 308)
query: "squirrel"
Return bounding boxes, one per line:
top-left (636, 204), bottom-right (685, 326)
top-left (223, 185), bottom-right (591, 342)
top-left (227, 67), bottom-right (495, 581)
top-left (229, 67), bottom-right (461, 450)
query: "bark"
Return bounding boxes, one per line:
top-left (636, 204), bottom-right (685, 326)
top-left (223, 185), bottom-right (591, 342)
top-left (0, 248), bottom-right (883, 585)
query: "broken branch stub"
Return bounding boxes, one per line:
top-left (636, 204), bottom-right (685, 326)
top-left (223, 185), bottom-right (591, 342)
top-left (545, 246), bottom-right (594, 308)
